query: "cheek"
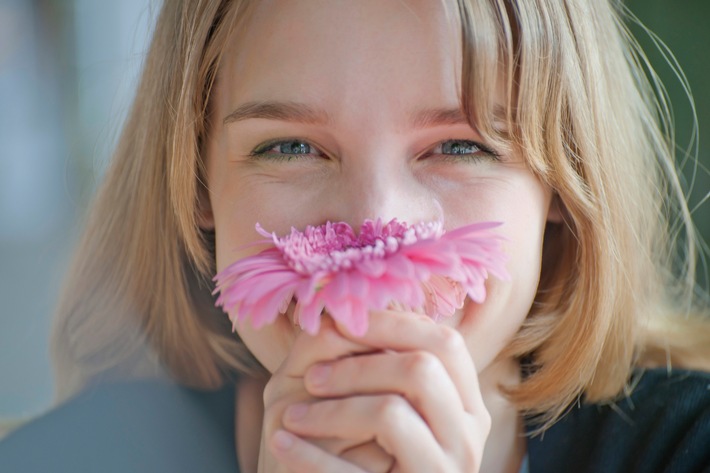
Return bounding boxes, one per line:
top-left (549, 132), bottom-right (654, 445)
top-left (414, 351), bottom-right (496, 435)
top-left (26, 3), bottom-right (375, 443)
top-left (455, 233), bottom-right (544, 369)
top-left (210, 172), bottom-right (321, 272)
top-left (211, 189), bottom-right (306, 372)
top-left (207, 171), bottom-right (304, 371)
top-left (454, 179), bottom-right (551, 367)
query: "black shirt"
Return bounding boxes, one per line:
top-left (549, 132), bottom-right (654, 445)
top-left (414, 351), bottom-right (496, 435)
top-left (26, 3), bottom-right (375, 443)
top-left (528, 369), bottom-right (710, 472)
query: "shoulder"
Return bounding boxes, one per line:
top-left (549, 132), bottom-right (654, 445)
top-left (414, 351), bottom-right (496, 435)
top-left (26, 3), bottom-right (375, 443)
top-left (0, 379), bottom-right (239, 473)
top-left (527, 368), bottom-right (710, 473)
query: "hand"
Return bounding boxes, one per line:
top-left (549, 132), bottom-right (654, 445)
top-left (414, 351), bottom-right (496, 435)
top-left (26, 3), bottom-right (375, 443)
top-left (258, 318), bottom-right (390, 472)
top-left (270, 310), bottom-right (491, 472)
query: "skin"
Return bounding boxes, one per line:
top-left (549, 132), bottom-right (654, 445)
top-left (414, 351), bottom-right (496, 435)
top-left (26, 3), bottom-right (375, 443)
top-left (203, 1), bottom-right (556, 471)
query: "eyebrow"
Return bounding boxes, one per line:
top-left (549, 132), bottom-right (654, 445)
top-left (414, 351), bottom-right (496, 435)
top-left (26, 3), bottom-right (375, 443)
top-left (223, 101), bottom-right (332, 126)
top-left (409, 107), bottom-right (470, 128)
top-left (223, 100), bottom-right (476, 129)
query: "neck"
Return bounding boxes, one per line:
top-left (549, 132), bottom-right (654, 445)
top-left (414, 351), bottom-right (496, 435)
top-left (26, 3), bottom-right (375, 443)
top-left (235, 376), bottom-right (267, 473)
top-left (478, 357), bottom-right (526, 473)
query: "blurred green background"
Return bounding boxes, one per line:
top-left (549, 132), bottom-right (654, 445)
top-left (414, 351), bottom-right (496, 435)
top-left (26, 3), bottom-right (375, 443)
top-left (626, 0), bottom-right (710, 285)
top-left (0, 0), bottom-right (708, 422)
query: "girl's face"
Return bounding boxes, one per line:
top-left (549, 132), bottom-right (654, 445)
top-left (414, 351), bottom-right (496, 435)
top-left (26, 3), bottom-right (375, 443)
top-left (205, 0), bottom-right (554, 374)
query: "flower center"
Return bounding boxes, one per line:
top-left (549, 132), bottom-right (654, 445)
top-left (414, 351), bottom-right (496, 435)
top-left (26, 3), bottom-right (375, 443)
top-left (273, 219), bottom-right (443, 275)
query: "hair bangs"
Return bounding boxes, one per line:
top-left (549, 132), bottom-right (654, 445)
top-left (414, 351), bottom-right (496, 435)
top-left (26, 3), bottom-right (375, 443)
top-left (454, 1), bottom-right (512, 155)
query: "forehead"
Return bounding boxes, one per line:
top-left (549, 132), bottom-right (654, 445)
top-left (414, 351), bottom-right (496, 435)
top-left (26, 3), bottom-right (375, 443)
top-left (219, 0), bottom-right (463, 121)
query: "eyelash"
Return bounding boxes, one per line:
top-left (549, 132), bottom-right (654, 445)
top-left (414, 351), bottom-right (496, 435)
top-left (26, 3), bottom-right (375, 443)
top-left (248, 138), bottom-right (501, 162)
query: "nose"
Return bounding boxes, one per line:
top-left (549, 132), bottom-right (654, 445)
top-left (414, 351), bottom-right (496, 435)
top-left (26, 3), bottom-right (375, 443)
top-left (321, 150), bottom-right (443, 232)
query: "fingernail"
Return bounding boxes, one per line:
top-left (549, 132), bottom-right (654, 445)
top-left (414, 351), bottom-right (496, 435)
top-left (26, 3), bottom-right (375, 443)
top-left (285, 403), bottom-right (309, 421)
top-left (273, 430), bottom-right (294, 451)
top-left (308, 364), bottom-right (332, 386)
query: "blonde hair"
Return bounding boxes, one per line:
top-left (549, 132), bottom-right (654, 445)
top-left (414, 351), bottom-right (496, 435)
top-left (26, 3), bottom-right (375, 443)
top-left (53, 0), bottom-right (710, 427)
top-left (456, 0), bottom-right (710, 423)
top-left (52, 0), bottom-right (262, 400)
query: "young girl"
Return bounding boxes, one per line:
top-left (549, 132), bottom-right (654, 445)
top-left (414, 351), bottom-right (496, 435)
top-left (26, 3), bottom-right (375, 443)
top-left (2, 0), bottom-right (710, 472)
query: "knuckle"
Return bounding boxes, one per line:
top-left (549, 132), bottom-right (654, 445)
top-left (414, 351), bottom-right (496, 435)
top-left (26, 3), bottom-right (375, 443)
top-left (448, 430), bottom-right (485, 472)
top-left (405, 351), bottom-right (442, 382)
top-left (262, 376), bottom-right (281, 405)
top-left (316, 323), bottom-right (347, 353)
top-left (459, 447), bottom-right (480, 472)
top-left (479, 409), bottom-right (492, 434)
top-left (375, 395), bottom-right (408, 423)
top-left (435, 325), bottom-right (466, 357)
top-left (261, 403), bottom-right (282, 432)
top-left (319, 322), bottom-right (340, 342)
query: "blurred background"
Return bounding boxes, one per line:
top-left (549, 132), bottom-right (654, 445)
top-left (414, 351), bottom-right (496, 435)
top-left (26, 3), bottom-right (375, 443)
top-left (0, 0), bottom-right (708, 423)
top-left (0, 0), bottom-right (159, 423)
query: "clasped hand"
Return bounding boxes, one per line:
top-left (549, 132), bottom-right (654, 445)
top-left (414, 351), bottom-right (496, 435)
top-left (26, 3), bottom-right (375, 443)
top-left (258, 310), bottom-right (491, 473)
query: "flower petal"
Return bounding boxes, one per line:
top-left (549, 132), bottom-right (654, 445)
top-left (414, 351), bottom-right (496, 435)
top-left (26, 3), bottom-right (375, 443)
top-left (213, 219), bottom-right (509, 335)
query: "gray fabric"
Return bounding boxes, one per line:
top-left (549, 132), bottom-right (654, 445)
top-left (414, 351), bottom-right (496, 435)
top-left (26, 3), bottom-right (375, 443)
top-left (0, 380), bottom-right (239, 473)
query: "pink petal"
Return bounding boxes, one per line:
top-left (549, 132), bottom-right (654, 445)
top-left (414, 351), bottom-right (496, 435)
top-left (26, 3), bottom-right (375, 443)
top-left (213, 219), bottom-right (510, 335)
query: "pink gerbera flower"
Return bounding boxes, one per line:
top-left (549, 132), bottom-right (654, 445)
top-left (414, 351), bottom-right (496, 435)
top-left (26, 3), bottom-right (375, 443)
top-left (213, 219), bottom-right (508, 336)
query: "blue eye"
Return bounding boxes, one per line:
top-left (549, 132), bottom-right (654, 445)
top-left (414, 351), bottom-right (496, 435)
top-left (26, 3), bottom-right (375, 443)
top-left (430, 139), bottom-right (500, 162)
top-left (442, 140), bottom-right (481, 155)
top-left (276, 140), bottom-right (312, 154)
top-left (249, 139), bottom-right (321, 161)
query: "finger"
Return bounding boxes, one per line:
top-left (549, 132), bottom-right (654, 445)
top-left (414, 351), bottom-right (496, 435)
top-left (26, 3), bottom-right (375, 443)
top-left (282, 395), bottom-right (447, 472)
top-left (303, 351), bottom-right (478, 450)
top-left (270, 430), bottom-right (369, 473)
top-left (299, 434), bottom-right (394, 472)
top-left (264, 317), bottom-right (372, 407)
top-left (335, 309), bottom-right (484, 413)
top-left (340, 441), bottom-right (394, 473)
top-left (280, 316), bottom-right (373, 377)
